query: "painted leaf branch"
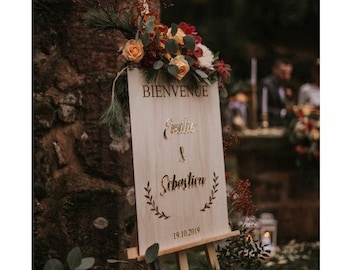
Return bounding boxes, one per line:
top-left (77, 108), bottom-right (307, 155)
top-left (144, 181), bottom-right (170, 219)
top-left (200, 172), bottom-right (219, 211)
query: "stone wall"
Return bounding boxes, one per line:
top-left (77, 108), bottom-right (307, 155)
top-left (33, 1), bottom-right (159, 269)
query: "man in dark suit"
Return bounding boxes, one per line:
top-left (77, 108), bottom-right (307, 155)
top-left (258, 58), bottom-right (294, 127)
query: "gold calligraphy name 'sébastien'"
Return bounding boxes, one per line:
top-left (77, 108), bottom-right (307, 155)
top-left (164, 117), bottom-right (196, 139)
top-left (142, 84), bottom-right (208, 98)
top-left (160, 172), bottom-right (206, 196)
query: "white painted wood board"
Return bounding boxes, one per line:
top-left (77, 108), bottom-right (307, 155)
top-left (127, 68), bottom-right (230, 256)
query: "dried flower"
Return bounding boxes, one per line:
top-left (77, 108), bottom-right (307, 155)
top-left (227, 179), bottom-right (257, 217)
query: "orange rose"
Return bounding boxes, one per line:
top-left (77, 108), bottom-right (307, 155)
top-left (169, 55), bottom-right (190, 80)
top-left (167, 27), bottom-right (186, 45)
top-left (122, 39), bottom-right (144, 63)
top-left (310, 128), bottom-right (320, 140)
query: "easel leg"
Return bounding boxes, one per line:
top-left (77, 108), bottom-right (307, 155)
top-left (175, 250), bottom-right (189, 270)
top-left (205, 243), bottom-right (220, 270)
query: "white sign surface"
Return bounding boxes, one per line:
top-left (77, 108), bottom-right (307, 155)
top-left (127, 68), bottom-right (230, 256)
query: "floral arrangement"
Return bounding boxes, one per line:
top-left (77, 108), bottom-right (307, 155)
top-left (288, 104), bottom-right (320, 159)
top-left (84, 0), bottom-right (231, 136)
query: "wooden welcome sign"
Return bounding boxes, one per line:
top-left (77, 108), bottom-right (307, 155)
top-left (127, 68), bottom-right (232, 258)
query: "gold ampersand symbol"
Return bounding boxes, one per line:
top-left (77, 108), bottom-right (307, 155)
top-left (179, 146), bottom-right (185, 162)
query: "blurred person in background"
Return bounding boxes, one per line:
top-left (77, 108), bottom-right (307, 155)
top-left (222, 81), bottom-right (250, 131)
top-left (298, 58), bottom-right (320, 107)
top-left (258, 58), bottom-right (295, 127)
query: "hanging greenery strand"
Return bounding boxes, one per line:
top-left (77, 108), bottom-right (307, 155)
top-left (99, 67), bottom-right (129, 137)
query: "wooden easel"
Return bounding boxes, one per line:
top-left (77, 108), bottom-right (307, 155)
top-left (126, 226), bottom-right (240, 270)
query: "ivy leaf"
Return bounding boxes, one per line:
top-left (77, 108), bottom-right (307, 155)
top-left (43, 259), bottom-right (64, 270)
top-left (165, 39), bottom-right (179, 54)
top-left (153, 60), bottom-right (164, 70)
top-left (183, 35), bottom-right (195, 50)
top-left (75, 258), bottom-right (95, 270)
top-left (145, 243), bottom-right (159, 264)
top-left (67, 247), bottom-right (82, 269)
top-left (170, 23), bottom-right (178, 36)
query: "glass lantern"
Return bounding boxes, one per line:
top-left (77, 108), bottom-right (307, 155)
top-left (257, 213), bottom-right (278, 256)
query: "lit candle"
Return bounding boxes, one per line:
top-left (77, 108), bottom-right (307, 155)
top-left (251, 57), bottom-right (257, 85)
top-left (262, 231), bottom-right (271, 246)
top-left (262, 87), bottom-right (268, 114)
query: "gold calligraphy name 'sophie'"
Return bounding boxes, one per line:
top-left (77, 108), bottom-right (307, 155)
top-left (163, 117), bottom-right (196, 139)
top-left (142, 84), bottom-right (208, 98)
top-left (160, 172), bottom-right (206, 196)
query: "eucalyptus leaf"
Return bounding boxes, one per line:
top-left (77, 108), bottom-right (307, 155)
top-left (153, 60), bottom-right (164, 70)
top-left (195, 69), bottom-right (208, 79)
top-left (154, 31), bottom-right (160, 43)
top-left (107, 259), bottom-right (129, 264)
top-left (75, 258), bottom-right (95, 270)
top-left (153, 258), bottom-right (161, 270)
top-left (145, 243), bottom-right (159, 264)
top-left (67, 247), bottom-right (82, 269)
top-left (135, 31), bottom-right (139, 41)
top-left (141, 32), bottom-right (150, 47)
top-left (184, 55), bottom-right (195, 66)
top-left (165, 39), bottom-right (179, 54)
top-left (167, 65), bottom-right (179, 77)
top-left (220, 90), bottom-right (228, 100)
top-left (43, 259), bottom-right (64, 270)
top-left (183, 35), bottom-right (195, 50)
top-left (203, 78), bottom-right (211, 85)
top-left (137, 15), bottom-right (142, 29)
top-left (145, 16), bottom-right (155, 33)
top-left (170, 23), bottom-right (178, 36)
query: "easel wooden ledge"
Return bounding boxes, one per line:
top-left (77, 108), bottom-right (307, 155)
top-left (126, 230), bottom-right (240, 270)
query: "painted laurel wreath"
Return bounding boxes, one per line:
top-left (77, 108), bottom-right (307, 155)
top-left (200, 172), bottom-right (219, 212)
top-left (144, 172), bottom-right (220, 219)
top-left (144, 181), bottom-right (171, 219)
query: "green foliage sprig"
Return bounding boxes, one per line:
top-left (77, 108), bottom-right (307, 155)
top-left (43, 247), bottom-right (95, 270)
top-left (216, 224), bottom-right (270, 270)
top-left (107, 243), bottom-right (160, 270)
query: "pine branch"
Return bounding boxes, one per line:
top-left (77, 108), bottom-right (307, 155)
top-left (99, 67), bottom-right (130, 137)
top-left (83, 6), bottom-right (136, 39)
top-left (99, 98), bottom-right (126, 137)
